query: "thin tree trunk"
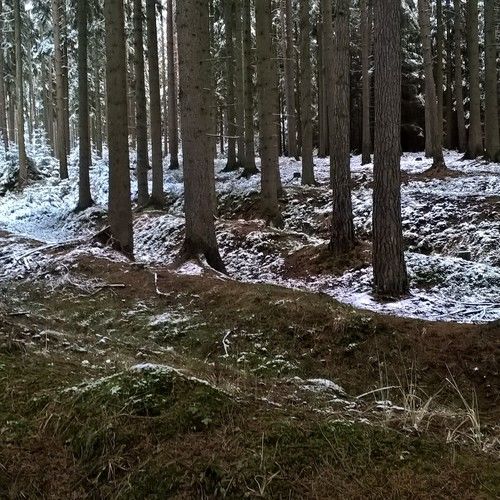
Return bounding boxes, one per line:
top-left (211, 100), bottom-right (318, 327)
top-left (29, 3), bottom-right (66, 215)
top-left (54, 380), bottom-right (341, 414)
top-left (62, 7), bottom-right (70, 155)
top-left (160, 7), bottom-right (168, 157)
top-left (465, 0), bottom-right (483, 158)
top-left (14, 0), bottom-right (27, 183)
top-left (224, 0), bottom-right (238, 171)
top-left (52, 0), bottom-right (68, 179)
top-left (177, 0), bottom-right (224, 271)
top-left (94, 49), bottom-right (103, 158)
top-left (0, 0), bottom-right (8, 150)
top-left (373, 0), bottom-right (408, 296)
top-left (361, 0), bottom-right (372, 165)
top-left (445, 0), bottom-right (454, 149)
top-left (133, 0), bottom-right (149, 205)
top-left (453, 0), bottom-right (467, 152)
top-left (299, 0), bottom-right (315, 185)
top-left (283, 0), bottom-right (297, 158)
top-left (483, 0), bottom-right (500, 161)
top-left (318, 23), bottom-right (328, 157)
top-left (166, 0), bottom-right (179, 170)
top-left (242, 0), bottom-right (258, 176)
top-left (104, 0), bottom-right (133, 257)
top-left (234, 0), bottom-right (245, 167)
top-left (329, 0), bottom-right (355, 254)
top-left (77, 0), bottom-right (92, 210)
top-left (147, 0), bottom-right (164, 205)
top-left (255, 0), bottom-right (283, 227)
top-left (436, 0), bottom-right (444, 148)
top-left (418, 0), bottom-right (446, 170)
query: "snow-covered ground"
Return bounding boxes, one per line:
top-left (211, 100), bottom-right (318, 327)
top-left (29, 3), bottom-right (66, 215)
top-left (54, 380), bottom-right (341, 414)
top-left (1, 142), bottom-right (499, 324)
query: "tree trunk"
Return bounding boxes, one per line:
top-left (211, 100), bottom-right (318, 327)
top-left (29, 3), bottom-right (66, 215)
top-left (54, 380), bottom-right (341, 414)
top-left (318, 23), bottom-right (328, 158)
top-left (133, 0), bottom-right (149, 205)
top-left (484, 0), bottom-right (500, 161)
top-left (418, 0), bottom-right (446, 170)
top-left (283, 0), bottom-right (297, 158)
top-left (94, 49), bottom-right (103, 158)
top-left (361, 0), bottom-right (372, 165)
top-left (234, 0), bottom-right (245, 167)
top-left (436, 0), bottom-right (444, 148)
top-left (104, 0), bottom-right (133, 257)
top-left (465, 0), bottom-right (483, 158)
top-left (147, 0), bottom-right (164, 205)
top-left (329, 0), bottom-right (355, 254)
top-left (77, 0), bottom-right (92, 210)
top-left (52, 0), bottom-right (68, 179)
top-left (445, 0), bottom-right (454, 149)
top-left (242, 0), bottom-right (258, 176)
top-left (0, 0), bottom-right (8, 150)
top-left (166, 0), bottom-right (179, 170)
top-left (177, 0), bottom-right (225, 271)
top-left (299, 0), bottom-right (315, 185)
top-left (453, 0), bottom-right (467, 152)
top-left (224, 0), bottom-right (238, 171)
top-left (62, 7), bottom-right (70, 155)
top-left (160, 7), bottom-right (168, 157)
top-left (255, 0), bottom-right (283, 227)
top-left (14, 0), bottom-right (27, 184)
top-left (373, 0), bottom-right (408, 297)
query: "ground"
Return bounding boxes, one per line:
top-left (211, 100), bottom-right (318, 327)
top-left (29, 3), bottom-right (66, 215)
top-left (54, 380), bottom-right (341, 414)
top-left (0, 144), bottom-right (499, 497)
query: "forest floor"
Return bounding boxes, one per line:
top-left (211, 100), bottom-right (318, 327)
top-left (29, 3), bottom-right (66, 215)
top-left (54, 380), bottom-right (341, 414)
top-left (0, 144), bottom-right (499, 497)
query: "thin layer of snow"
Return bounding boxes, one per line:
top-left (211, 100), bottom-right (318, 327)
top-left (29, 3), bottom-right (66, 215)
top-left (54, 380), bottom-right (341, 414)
top-left (1, 139), bottom-right (500, 323)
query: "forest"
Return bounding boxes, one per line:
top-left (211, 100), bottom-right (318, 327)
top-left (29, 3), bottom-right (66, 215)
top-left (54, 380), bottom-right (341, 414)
top-left (0, 0), bottom-right (499, 497)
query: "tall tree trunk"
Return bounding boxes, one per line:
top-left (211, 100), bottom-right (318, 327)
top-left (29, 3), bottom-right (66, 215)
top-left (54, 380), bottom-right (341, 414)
top-left (373, 0), bottom-right (408, 297)
top-left (318, 23), bottom-right (328, 158)
top-left (484, 0), bottom-right (500, 161)
top-left (436, 0), bottom-right (444, 148)
top-left (177, 0), bottom-right (224, 271)
top-left (445, 0), bottom-right (454, 149)
top-left (147, 0), bottom-right (164, 205)
top-left (166, 0), bottom-right (179, 170)
top-left (242, 0), bottom-right (257, 176)
top-left (299, 0), bottom-right (315, 185)
top-left (94, 49), bottom-right (103, 158)
top-left (255, 0), bottom-right (283, 227)
top-left (361, 0), bottom-right (372, 165)
top-left (133, 0), bottom-right (149, 205)
top-left (283, 0), bottom-right (297, 158)
top-left (465, 0), bottom-right (483, 158)
top-left (62, 6), bottom-right (70, 155)
top-left (77, 0), bottom-right (92, 210)
top-left (160, 7), bottom-right (168, 157)
top-left (418, 0), bottom-right (446, 170)
top-left (14, 0), bottom-right (27, 183)
top-left (0, 0), bottom-right (8, 150)
top-left (52, 0), bottom-right (68, 179)
top-left (224, 0), bottom-right (238, 171)
top-left (234, 0), bottom-right (245, 167)
top-left (329, 0), bottom-right (355, 254)
top-left (453, 0), bottom-right (467, 152)
top-left (104, 0), bottom-right (133, 257)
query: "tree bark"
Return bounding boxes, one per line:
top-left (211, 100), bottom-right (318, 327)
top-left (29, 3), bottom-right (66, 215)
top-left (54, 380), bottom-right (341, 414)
top-left (0, 0), bottom-right (8, 150)
top-left (255, 0), bottom-right (283, 227)
top-left (242, 0), bottom-right (258, 176)
top-left (418, 0), bottom-right (446, 170)
top-left (361, 0), bottom-right (372, 165)
top-left (133, 0), bottom-right (150, 205)
top-left (436, 0), bottom-right (444, 148)
top-left (453, 0), bottom-right (467, 152)
top-left (224, 0), bottom-right (238, 171)
top-left (465, 0), bottom-right (483, 158)
top-left (329, 0), bottom-right (355, 254)
top-left (94, 48), bottom-right (103, 158)
top-left (445, 0), bottom-right (454, 149)
top-left (484, 0), bottom-right (500, 161)
top-left (373, 0), bottom-right (409, 297)
top-left (299, 0), bottom-right (315, 185)
top-left (77, 0), bottom-right (93, 210)
top-left (177, 0), bottom-right (225, 271)
top-left (52, 0), bottom-right (68, 179)
top-left (166, 0), bottom-right (179, 170)
top-left (14, 0), bottom-right (27, 184)
top-left (160, 7), bottom-right (168, 157)
top-left (104, 0), bottom-right (134, 257)
top-left (283, 0), bottom-right (297, 158)
top-left (234, 0), bottom-right (245, 166)
top-left (147, 0), bottom-right (164, 205)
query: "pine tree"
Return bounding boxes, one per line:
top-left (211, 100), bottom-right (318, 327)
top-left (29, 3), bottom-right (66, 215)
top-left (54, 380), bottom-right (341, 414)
top-left (361, 0), bottom-right (372, 165)
top-left (373, 0), bottom-right (408, 296)
top-left (104, 0), bottom-right (134, 257)
top-left (177, 0), bottom-right (224, 270)
top-left (166, 0), bottom-right (179, 170)
top-left (283, 0), bottom-right (297, 159)
top-left (454, 0), bottom-right (467, 152)
top-left (0, 0), bottom-right (9, 151)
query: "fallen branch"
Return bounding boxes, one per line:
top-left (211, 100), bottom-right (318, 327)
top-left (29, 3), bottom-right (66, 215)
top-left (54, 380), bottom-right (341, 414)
top-left (154, 273), bottom-right (169, 297)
